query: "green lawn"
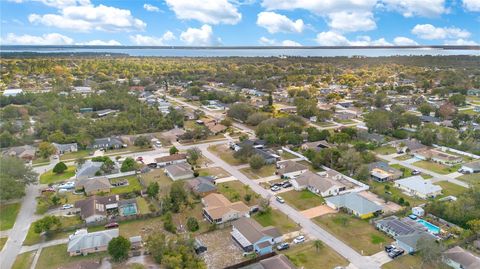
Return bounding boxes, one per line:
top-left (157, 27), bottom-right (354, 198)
top-left (60, 150), bottom-right (90, 161)
top-left (24, 216), bottom-right (82, 246)
top-left (281, 151), bottom-right (298, 160)
top-left (395, 155), bottom-right (414, 161)
top-left (217, 181), bottom-right (259, 206)
top-left (32, 157), bottom-right (50, 165)
top-left (110, 176), bottom-right (143, 194)
top-left (368, 180), bottom-right (424, 206)
top-left (458, 174), bottom-right (480, 187)
top-left (435, 181), bottom-right (468, 197)
top-left (36, 244), bottom-right (108, 269)
top-left (208, 144), bottom-right (245, 166)
top-left (136, 197), bottom-right (151, 214)
top-left (39, 166), bottom-right (76, 184)
top-left (390, 164), bottom-right (432, 179)
top-left (0, 237), bottom-right (7, 251)
top-left (281, 190), bottom-right (324, 211)
top-left (12, 251), bottom-right (36, 269)
top-left (413, 161), bottom-right (461, 175)
top-left (240, 164), bottom-right (277, 179)
top-left (381, 254), bottom-right (448, 269)
top-left (252, 209), bottom-right (299, 234)
top-left (314, 213), bottom-right (391, 256)
top-left (374, 146), bottom-right (397, 155)
top-left (197, 167), bottom-right (231, 178)
top-left (138, 168), bottom-right (173, 197)
top-left (284, 242), bottom-right (349, 269)
top-left (0, 202), bottom-right (21, 231)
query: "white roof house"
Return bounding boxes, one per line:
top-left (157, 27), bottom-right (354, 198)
top-left (394, 176), bottom-right (442, 199)
top-left (67, 229), bottom-right (118, 256)
top-left (3, 88), bottom-right (23, 97)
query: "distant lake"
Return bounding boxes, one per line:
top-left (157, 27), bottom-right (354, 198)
top-left (1, 46), bottom-right (479, 57)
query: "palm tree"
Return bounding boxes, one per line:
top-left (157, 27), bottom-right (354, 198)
top-left (314, 240), bottom-right (324, 253)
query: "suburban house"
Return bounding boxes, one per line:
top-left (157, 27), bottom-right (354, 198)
top-left (67, 228), bottom-right (118, 256)
top-left (52, 142), bottom-right (78, 155)
top-left (237, 255), bottom-right (297, 269)
top-left (2, 145), bottom-right (36, 161)
top-left (75, 161), bottom-right (104, 180)
top-left (460, 160), bottom-right (480, 174)
top-left (394, 176), bottom-right (443, 199)
top-left (325, 192), bottom-right (382, 219)
top-left (3, 88), bottom-right (23, 97)
top-left (75, 176), bottom-right (111, 195)
top-left (155, 153), bottom-right (187, 167)
top-left (75, 195), bottom-right (119, 223)
top-left (367, 162), bottom-right (403, 182)
top-left (205, 120), bottom-right (227, 135)
top-left (389, 139), bottom-right (428, 153)
top-left (375, 216), bottom-right (429, 238)
top-left (95, 109), bottom-right (117, 117)
top-left (443, 246), bottom-right (480, 269)
top-left (90, 137), bottom-right (125, 150)
top-left (186, 176), bottom-right (217, 196)
top-left (413, 149), bottom-right (463, 166)
top-left (72, 86), bottom-right (92, 94)
top-left (164, 163), bottom-right (194, 181)
top-left (202, 193), bottom-right (249, 224)
top-left (334, 111), bottom-right (357, 120)
top-left (357, 131), bottom-right (386, 145)
top-left (231, 139), bottom-right (266, 151)
top-left (276, 160), bottom-right (308, 178)
top-left (395, 231), bottom-right (436, 254)
top-left (231, 217), bottom-right (281, 255)
top-left (300, 140), bottom-right (333, 152)
top-left (291, 170), bottom-right (347, 197)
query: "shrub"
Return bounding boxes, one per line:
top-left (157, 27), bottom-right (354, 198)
top-left (52, 162), bottom-right (67, 174)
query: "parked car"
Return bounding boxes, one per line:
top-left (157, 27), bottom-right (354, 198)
top-left (388, 249), bottom-right (404, 259)
top-left (293, 235), bottom-right (305, 244)
top-left (62, 204), bottom-right (73, 210)
top-left (276, 196), bottom-right (285, 203)
top-left (105, 222), bottom-right (119, 229)
top-left (270, 185), bottom-right (281, 192)
top-left (385, 245), bottom-right (395, 252)
top-left (412, 170), bottom-right (421, 175)
top-left (282, 182), bottom-right (292, 188)
top-left (41, 187), bottom-right (55, 193)
top-left (277, 242), bottom-right (290, 251)
top-left (271, 182), bottom-right (283, 188)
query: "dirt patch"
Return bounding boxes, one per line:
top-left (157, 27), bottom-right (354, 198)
top-left (358, 191), bottom-right (402, 213)
top-left (301, 205), bottom-right (336, 218)
top-left (196, 228), bottom-right (245, 269)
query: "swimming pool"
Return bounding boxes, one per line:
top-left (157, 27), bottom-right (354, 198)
top-left (120, 204), bottom-right (138, 216)
top-left (417, 219), bottom-right (440, 234)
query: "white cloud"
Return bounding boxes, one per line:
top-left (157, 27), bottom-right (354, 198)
top-left (143, 3), bottom-right (160, 12)
top-left (180, 25), bottom-right (218, 46)
top-left (463, 0), bottom-right (480, 11)
top-left (393, 36), bottom-right (419, 45)
top-left (165, 0), bottom-right (241, 25)
top-left (76, 39), bottom-right (121, 45)
top-left (412, 24), bottom-right (471, 40)
top-left (315, 31), bottom-right (393, 46)
top-left (9, 0), bottom-right (91, 8)
top-left (261, 0), bottom-right (377, 14)
top-left (380, 0), bottom-right (447, 17)
top-left (130, 31), bottom-right (176, 46)
top-left (444, 39), bottom-right (478, 45)
top-left (1, 33), bottom-right (74, 45)
top-left (256, 12), bottom-right (304, 34)
top-left (327, 11), bottom-right (376, 32)
top-left (259, 36), bottom-right (301, 46)
top-left (28, 3), bottom-right (146, 32)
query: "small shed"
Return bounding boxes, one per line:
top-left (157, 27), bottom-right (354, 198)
top-left (193, 238), bottom-right (207, 255)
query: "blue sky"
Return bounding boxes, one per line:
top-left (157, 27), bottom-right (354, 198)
top-left (1, 0), bottom-right (479, 46)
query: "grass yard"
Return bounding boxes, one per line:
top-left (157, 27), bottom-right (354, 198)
top-left (32, 157), bottom-right (50, 165)
top-left (197, 167), bottom-right (231, 178)
top-left (136, 197), bottom-right (151, 214)
top-left (298, 160), bottom-right (324, 172)
top-left (0, 237), bottom-right (7, 251)
top-left (23, 216), bottom-right (82, 246)
top-left (281, 190), bottom-right (324, 211)
top-left (368, 180), bottom-right (424, 206)
top-left (458, 174), bottom-right (480, 187)
top-left (39, 165), bottom-right (76, 184)
top-left (110, 176), bottom-right (143, 194)
top-left (381, 254), bottom-right (448, 269)
top-left (60, 150), bottom-right (90, 161)
top-left (395, 155), bottom-right (414, 161)
top-left (281, 151), bottom-right (298, 160)
top-left (0, 202), bottom-right (21, 231)
top-left (374, 146), bottom-right (397, 155)
top-left (314, 213), bottom-right (391, 256)
top-left (217, 181), bottom-right (259, 206)
top-left (36, 244), bottom-right (108, 269)
top-left (284, 242), bottom-right (349, 269)
top-left (390, 164), bottom-right (432, 179)
top-left (12, 251), bottom-right (36, 269)
top-left (139, 169), bottom-right (173, 197)
top-left (413, 161), bottom-right (461, 175)
top-left (208, 144), bottom-right (245, 166)
top-left (435, 181), bottom-right (468, 197)
top-left (252, 209), bottom-right (299, 234)
top-left (240, 164), bottom-right (277, 179)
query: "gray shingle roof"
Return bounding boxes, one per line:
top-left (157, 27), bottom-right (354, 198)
top-left (325, 192), bottom-right (382, 215)
top-left (394, 176), bottom-right (442, 196)
top-left (67, 229), bottom-right (118, 252)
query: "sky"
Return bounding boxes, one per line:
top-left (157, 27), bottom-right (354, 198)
top-left (0, 0), bottom-right (479, 46)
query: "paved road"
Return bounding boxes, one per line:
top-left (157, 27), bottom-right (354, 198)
top-left (182, 141), bottom-right (381, 269)
top-left (0, 161), bottom-right (57, 269)
top-left (378, 154), bottom-right (470, 188)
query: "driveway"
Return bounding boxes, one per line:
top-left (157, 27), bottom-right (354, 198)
top-left (301, 205), bottom-right (336, 219)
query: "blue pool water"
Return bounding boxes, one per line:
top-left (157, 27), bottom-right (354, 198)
top-left (417, 219), bottom-right (440, 234)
